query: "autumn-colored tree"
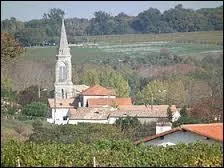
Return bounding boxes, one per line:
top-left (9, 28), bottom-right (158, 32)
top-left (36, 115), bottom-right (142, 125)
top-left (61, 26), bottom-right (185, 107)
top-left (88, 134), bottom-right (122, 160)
top-left (1, 32), bottom-right (24, 69)
top-left (190, 97), bottom-right (223, 122)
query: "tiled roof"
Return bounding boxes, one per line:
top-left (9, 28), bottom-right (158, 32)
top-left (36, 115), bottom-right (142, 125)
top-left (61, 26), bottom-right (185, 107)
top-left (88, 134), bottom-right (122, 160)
top-left (182, 123), bottom-right (223, 142)
top-left (135, 123), bottom-right (223, 144)
top-left (69, 108), bottom-right (112, 120)
top-left (88, 98), bottom-right (132, 107)
top-left (69, 105), bottom-right (176, 121)
top-left (110, 105), bottom-right (177, 118)
top-left (48, 98), bottom-right (75, 108)
top-left (81, 85), bottom-right (116, 96)
top-left (74, 85), bottom-right (89, 93)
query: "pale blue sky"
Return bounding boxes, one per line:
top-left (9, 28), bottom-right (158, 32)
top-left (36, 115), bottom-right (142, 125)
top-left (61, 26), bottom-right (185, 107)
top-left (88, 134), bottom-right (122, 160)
top-left (1, 1), bottom-right (223, 21)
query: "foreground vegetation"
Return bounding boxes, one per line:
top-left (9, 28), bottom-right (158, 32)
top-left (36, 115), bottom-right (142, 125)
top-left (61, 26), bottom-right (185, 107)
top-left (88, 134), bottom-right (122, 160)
top-left (2, 140), bottom-right (222, 167)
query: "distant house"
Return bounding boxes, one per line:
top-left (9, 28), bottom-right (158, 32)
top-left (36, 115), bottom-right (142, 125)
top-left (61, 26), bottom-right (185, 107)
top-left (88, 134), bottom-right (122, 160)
top-left (79, 85), bottom-right (116, 107)
top-left (68, 104), bottom-right (178, 125)
top-left (135, 123), bottom-right (223, 147)
top-left (47, 98), bottom-right (75, 125)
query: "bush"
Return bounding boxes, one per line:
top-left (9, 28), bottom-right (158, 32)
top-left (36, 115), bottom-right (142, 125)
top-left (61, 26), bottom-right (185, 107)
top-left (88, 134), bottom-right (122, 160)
top-left (21, 102), bottom-right (48, 117)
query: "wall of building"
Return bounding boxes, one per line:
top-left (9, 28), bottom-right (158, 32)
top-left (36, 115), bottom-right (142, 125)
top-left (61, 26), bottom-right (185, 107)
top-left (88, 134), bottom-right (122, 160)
top-left (49, 108), bottom-right (69, 124)
top-left (68, 119), bottom-right (109, 124)
top-left (156, 125), bottom-right (172, 134)
top-left (144, 131), bottom-right (221, 147)
top-left (82, 95), bottom-right (116, 107)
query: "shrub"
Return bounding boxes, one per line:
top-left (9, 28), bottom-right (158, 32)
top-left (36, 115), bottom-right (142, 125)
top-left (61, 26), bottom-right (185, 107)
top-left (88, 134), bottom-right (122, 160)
top-left (21, 102), bottom-right (48, 117)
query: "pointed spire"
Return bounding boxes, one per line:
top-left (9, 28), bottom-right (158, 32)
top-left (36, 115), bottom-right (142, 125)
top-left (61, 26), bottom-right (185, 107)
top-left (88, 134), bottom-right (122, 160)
top-left (58, 16), bottom-right (70, 56)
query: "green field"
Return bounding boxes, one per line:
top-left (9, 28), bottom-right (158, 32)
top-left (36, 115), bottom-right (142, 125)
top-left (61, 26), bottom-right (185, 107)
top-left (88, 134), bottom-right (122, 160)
top-left (74, 31), bottom-right (223, 45)
top-left (23, 40), bottom-right (223, 64)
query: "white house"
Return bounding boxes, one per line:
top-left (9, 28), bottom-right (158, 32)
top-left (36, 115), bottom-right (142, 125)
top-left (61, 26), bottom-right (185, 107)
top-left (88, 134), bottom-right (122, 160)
top-left (135, 123), bottom-right (223, 147)
top-left (47, 98), bottom-right (75, 125)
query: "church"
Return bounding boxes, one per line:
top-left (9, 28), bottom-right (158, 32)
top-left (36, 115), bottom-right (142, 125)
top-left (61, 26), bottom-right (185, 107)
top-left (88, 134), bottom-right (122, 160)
top-left (47, 18), bottom-right (180, 125)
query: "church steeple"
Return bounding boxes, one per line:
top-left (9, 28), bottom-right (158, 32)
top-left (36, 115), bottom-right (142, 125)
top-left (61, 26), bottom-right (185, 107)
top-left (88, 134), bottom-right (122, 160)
top-left (54, 16), bottom-right (74, 99)
top-left (58, 17), bottom-right (70, 56)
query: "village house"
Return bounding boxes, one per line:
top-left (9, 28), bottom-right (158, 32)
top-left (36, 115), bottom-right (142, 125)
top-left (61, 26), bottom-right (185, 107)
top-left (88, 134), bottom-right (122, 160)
top-left (135, 123), bottom-right (223, 147)
top-left (47, 18), bottom-right (181, 125)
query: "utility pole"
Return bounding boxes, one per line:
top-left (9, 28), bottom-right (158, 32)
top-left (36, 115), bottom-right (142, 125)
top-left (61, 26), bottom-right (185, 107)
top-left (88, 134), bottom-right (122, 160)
top-left (151, 93), bottom-right (153, 110)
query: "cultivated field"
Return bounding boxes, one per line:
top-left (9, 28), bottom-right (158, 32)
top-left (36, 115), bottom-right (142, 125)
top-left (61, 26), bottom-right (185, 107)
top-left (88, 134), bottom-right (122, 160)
top-left (74, 31), bottom-right (223, 45)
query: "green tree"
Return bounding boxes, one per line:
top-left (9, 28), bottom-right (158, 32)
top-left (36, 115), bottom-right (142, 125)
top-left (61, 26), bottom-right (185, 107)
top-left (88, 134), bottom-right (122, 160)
top-left (166, 80), bottom-right (186, 107)
top-left (140, 80), bottom-right (168, 105)
top-left (21, 102), bottom-right (48, 117)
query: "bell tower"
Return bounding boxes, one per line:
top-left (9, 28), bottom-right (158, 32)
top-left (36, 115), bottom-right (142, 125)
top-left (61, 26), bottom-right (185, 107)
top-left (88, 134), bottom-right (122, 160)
top-left (54, 17), bottom-right (74, 99)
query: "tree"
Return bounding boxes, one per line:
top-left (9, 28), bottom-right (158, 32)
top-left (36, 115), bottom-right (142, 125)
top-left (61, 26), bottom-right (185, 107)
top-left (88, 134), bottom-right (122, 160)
top-left (167, 105), bottom-right (173, 122)
top-left (21, 102), bottom-right (48, 117)
top-left (166, 80), bottom-right (186, 107)
top-left (1, 32), bottom-right (24, 71)
top-left (139, 80), bottom-right (168, 105)
top-left (17, 85), bottom-right (40, 106)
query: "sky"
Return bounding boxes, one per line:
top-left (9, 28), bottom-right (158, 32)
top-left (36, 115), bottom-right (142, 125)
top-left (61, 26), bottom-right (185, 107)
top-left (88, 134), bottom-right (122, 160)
top-left (1, 1), bottom-right (223, 21)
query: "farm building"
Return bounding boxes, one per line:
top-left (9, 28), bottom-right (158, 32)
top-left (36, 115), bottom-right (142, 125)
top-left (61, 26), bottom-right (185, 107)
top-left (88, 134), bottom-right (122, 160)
top-left (135, 123), bottom-right (223, 147)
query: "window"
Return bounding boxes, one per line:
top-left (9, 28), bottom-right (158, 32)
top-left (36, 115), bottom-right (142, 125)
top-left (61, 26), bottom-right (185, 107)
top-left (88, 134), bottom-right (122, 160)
top-left (58, 61), bottom-right (67, 82)
top-left (160, 136), bottom-right (164, 140)
top-left (63, 116), bottom-right (68, 120)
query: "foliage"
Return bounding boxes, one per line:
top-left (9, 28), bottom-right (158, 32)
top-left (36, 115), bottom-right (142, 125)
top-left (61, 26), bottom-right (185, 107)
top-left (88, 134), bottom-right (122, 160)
top-left (1, 5), bottom-right (223, 46)
top-left (81, 67), bottom-right (130, 97)
top-left (190, 97), bottom-right (223, 122)
top-left (1, 32), bottom-right (24, 64)
top-left (28, 123), bottom-right (128, 144)
top-left (115, 116), bottom-right (141, 132)
top-left (172, 105), bottom-right (209, 127)
top-left (2, 140), bottom-right (223, 167)
top-left (167, 105), bottom-right (173, 122)
top-left (21, 102), bottom-right (48, 117)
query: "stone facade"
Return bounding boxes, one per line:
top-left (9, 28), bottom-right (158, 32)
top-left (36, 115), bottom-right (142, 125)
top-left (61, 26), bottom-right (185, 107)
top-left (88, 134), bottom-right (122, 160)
top-left (54, 18), bottom-right (74, 99)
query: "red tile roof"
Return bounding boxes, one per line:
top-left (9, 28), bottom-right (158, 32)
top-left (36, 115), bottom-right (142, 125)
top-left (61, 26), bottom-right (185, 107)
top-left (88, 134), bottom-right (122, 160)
top-left (69, 108), bottom-right (111, 120)
top-left (48, 98), bottom-right (75, 108)
top-left (81, 85), bottom-right (116, 96)
top-left (88, 98), bottom-right (132, 107)
top-left (135, 123), bottom-right (223, 144)
top-left (182, 123), bottom-right (223, 142)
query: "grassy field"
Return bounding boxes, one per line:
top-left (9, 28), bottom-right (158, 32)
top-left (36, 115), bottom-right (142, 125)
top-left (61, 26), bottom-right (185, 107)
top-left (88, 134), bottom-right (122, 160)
top-left (23, 41), bottom-right (223, 65)
top-left (74, 31), bottom-right (223, 45)
top-left (1, 117), bottom-right (52, 142)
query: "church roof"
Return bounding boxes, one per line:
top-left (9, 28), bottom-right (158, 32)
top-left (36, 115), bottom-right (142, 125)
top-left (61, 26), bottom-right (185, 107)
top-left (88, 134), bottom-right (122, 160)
top-left (88, 98), bottom-right (132, 107)
top-left (81, 85), bottom-right (116, 96)
top-left (57, 17), bottom-right (71, 56)
top-left (48, 98), bottom-right (75, 108)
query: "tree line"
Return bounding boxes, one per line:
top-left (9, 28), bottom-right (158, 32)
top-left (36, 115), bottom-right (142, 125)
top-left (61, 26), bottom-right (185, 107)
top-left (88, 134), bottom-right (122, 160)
top-left (1, 4), bottom-right (223, 46)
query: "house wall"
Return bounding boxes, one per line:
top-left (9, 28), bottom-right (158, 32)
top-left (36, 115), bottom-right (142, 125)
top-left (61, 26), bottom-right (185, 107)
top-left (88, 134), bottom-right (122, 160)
top-left (144, 131), bottom-right (221, 147)
top-left (48, 108), bottom-right (69, 125)
top-left (68, 119), bottom-right (109, 124)
top-left (156, 125), bottom-right (172, 134)
top-left (82, 95), bottom-right (116, 107)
